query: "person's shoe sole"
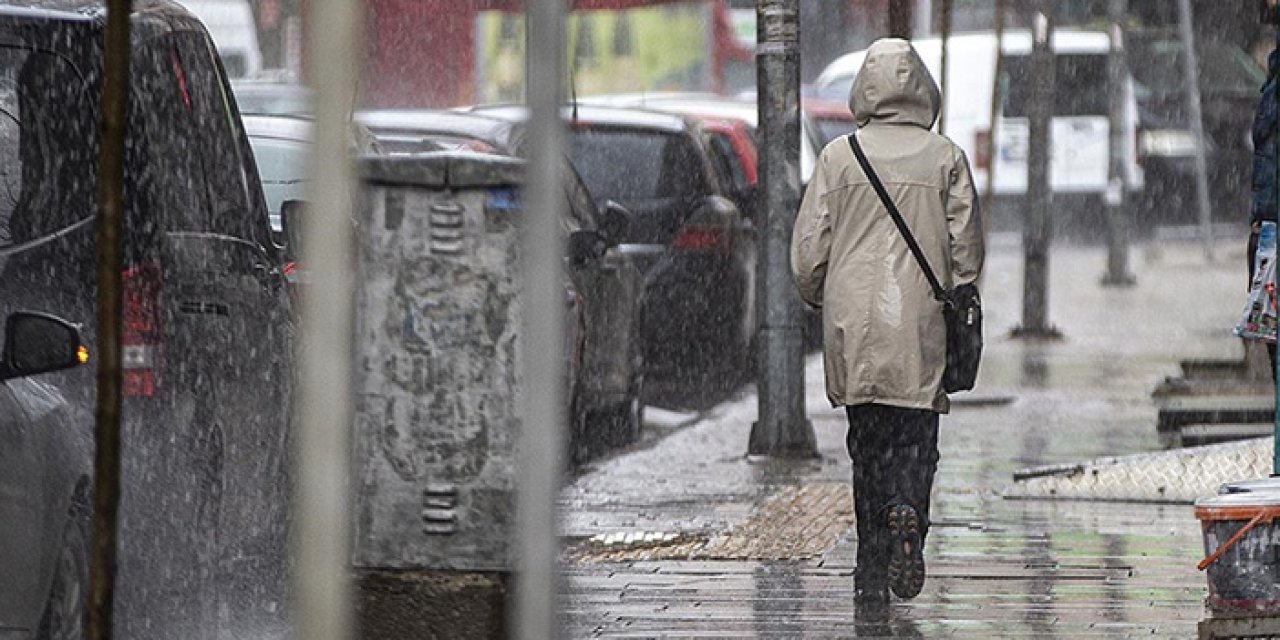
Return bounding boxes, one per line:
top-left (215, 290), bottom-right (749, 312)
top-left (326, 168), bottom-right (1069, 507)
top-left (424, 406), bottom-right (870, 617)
top-left (887, 504), bottom-right (925, 599)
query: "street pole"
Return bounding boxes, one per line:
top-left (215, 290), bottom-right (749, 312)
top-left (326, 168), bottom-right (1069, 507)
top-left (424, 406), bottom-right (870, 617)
top-left (750, 0), bottom-right (815, 457)
top-left (516, 0), bottom-right (566, 637)
top-left (1013, 1), bottom-right (1061, 339)
top-left (981, 0), bottom-right (1006, 218)
top-left (888, 0), bottom-right (913, 39)
top-left (293, 0), bottom-right (360, 633)
top-left (939, 0), bottom-right (951, 136)
top-left (87, 0), bottom-right (130, 636)
top-left (1177, 0), bottom-right (1214, 262)
top-left (1102, 0), bottom-right (1135, 287)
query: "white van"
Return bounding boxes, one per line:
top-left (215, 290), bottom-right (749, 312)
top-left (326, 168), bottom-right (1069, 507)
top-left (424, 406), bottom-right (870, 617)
top-left (815, 31), bottom-right (1143, 227)
top-left (176, 0), bottom-right (263, 79)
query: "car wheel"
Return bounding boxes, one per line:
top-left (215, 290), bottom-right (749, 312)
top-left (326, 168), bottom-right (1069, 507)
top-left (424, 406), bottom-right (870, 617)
top-left (37, 504), bottom-right (88, 640)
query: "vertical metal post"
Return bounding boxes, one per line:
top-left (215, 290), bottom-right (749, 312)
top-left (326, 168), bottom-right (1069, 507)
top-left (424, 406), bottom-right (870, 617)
top-left (1014, 2), bottom-right (1059, 338)
top-left (938, 0), bottom-right (951, 135)
top-left (888, 0), bottom-right (913, 39)
top-left (981, 0), bottom-right (1006, 216)
top-left (1177, 0), bottom-right (1214, 261)
top-left (1102, 0), bottom-right (1135, 287)
top-left (750, 0), bottom-right (815, 457)
top-left (293, 0), bottom-right (360, 633)
top-left (87, 0), bottom-right (130, 637)
top-left (516, 0), bottom-right (566, 638)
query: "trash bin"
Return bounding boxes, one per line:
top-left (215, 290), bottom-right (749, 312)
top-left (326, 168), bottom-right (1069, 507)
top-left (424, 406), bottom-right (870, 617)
top-left (1195, 492), bottom-right (1280, 613)
top-left (1219, 478), bottom-right (1280, 495)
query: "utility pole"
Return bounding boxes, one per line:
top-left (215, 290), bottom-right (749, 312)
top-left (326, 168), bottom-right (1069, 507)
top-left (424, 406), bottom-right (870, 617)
top-left (87, 0), bottom-right (130, 637)
top-left (750, 0), bottom-right (815, 457)
top-left (1102, 0), bottom-right (1135, 287)
top-left (1013, 0), bottom-right (1060, 339)
top-left (888, 1), bottom-right (914, 39)
top-left (1177, 0), bottom-right (1214, 261)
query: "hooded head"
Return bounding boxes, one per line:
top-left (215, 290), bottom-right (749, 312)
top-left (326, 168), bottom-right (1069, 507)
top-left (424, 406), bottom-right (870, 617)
top-left (849, 38), bottom-right (941, 129)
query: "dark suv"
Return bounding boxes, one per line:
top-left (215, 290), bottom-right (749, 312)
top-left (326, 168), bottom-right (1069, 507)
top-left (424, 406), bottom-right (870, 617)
top-left (0, 0), bottom-right (293, 635)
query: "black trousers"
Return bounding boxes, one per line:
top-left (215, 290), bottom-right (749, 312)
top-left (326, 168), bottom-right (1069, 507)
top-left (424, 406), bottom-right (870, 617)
top-left (846, 404), bottom-right (940, 592)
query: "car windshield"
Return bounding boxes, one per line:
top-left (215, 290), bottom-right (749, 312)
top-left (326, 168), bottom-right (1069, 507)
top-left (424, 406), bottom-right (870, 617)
top-left (1128, 37), bottom-right (1265, 100)
top-left (1001, 54), bottom-right (1109, 117)
top-left (569, 128), bottom-right (705, 203)
top-left (248, 135), bottom-right (308, 231)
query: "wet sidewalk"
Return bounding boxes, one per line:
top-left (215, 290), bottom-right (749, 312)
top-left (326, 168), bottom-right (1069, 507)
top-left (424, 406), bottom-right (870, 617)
top-left (560, 234), bottom-right (1252, 638)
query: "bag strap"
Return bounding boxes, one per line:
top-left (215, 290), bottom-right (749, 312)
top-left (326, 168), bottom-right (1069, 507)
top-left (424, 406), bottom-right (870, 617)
top-left (847, 133), bottom-right (950, 305)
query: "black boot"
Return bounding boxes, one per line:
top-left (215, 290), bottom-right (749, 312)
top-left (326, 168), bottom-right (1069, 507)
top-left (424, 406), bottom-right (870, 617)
top-left (887, 503), bottom-right (925, 599)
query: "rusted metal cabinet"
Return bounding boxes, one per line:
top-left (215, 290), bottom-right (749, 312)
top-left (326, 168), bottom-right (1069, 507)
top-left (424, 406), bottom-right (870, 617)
top-left (352, 153), bottom-right (528, 572)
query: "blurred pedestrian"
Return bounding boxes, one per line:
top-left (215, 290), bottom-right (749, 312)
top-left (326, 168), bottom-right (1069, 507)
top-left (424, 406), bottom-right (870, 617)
top-left (791, 38), bottom-right (984, 612)
top-left (1250, 0), bottom-right (1279, 375)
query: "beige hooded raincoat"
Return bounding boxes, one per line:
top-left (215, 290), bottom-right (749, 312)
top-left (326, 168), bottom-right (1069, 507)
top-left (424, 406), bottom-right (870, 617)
top-left (792, 38), bottom-right (985, 414)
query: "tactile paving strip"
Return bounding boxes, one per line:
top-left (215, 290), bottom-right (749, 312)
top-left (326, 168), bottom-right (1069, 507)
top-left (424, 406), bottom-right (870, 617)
top-left (567, 482), bottom-right (854, 563)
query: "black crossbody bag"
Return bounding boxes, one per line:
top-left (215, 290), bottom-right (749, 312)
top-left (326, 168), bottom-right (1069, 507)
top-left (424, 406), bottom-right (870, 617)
top-left (847, 133), bottom-right (982, 393)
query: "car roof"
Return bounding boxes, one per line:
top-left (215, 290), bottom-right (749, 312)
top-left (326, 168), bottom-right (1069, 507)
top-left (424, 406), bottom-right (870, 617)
top-left (470, 103), bottom-right (691, 134)
top-left (817, 29), bottom-right (1113, 85)
top-left (356, 109), bottom-right (518, 150)
top-left (242, 114), bottom-right (313, 143)
top-left (0, 0), bottom-right (203, 31)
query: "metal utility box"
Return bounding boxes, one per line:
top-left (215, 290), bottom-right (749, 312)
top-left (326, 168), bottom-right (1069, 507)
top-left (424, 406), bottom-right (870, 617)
top-left (352, 152), bottom-right (525, 572)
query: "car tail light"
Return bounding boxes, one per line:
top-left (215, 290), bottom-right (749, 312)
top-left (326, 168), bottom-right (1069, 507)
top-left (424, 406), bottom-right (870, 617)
top-left (123, 260), bottom-right (163, 397)
top-left (672, 225), bottom-right (731, 253)
top-left (974, 129), bottom-right (991, 170)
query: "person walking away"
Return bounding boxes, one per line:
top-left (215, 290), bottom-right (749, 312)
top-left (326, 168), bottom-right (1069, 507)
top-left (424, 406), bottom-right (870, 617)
top-left (1251, 0), bottom-right (1279, 376)
top-left (791, 38), bottom-right (984, 611)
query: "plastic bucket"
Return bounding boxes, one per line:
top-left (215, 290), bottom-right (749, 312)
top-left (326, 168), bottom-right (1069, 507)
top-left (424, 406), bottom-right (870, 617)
top-left (1195, 492), bottom-right (1280, 613)
top-left (1218, 478), bottom-right (1280, 495)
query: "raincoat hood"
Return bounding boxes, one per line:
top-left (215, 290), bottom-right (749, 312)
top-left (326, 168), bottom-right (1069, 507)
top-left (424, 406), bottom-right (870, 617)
top-left (849, 38), bottom-right (941, 129)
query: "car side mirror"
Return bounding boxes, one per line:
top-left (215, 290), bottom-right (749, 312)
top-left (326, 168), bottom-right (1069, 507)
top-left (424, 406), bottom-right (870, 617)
top-left (598, 201), bottom-right (632, 247)
top-left (0, 312), bottom-right (84, 381)
top-left (567, 229), bottom-right (609, 266)
top-left (700, 194), bottom-right (740, 220)
top-left (281, 199), bottom-right (309, 262)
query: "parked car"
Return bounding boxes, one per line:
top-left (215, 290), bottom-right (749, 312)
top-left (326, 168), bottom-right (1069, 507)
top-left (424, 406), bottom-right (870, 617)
top-left (231, 79), bottom-right (313, 118)
top-left (355, 109), bottom-right (646, 458)
top-left (581, 92), bottom-right (823, 185)
top-left (815, 30), bottom-right (1145, 236)
top-left (1127, 32), bottom-right (1263, 225)
top-left (174, 0), bottom-right (262, 78)
top-left (241, 113), bottom-right (380, 235)
top-left (0, 312), bottom-right (89, 639)
top-left (800, 91), bottom-right (859, 147)
top-left (468, 104), bottom-right (758, 388)
top-left (0, 1), bottom-right (293, 634)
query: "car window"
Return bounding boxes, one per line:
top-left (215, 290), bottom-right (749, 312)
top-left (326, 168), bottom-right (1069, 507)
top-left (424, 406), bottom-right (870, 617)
top-left (1001, 54), bottom-right (1109, 118)
top-left (561, 160), bottom-right (597, 232)
top-left (569, 128), bottom-right (707, 203)
top-left (706, 132), bottom-right (747, 193)
top-left (247, 135), bottom-right (308, 231)
top-left (0, 45), bottom-right (96, 247)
